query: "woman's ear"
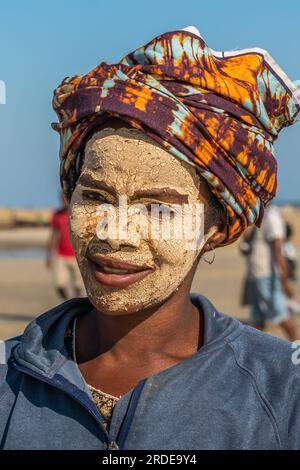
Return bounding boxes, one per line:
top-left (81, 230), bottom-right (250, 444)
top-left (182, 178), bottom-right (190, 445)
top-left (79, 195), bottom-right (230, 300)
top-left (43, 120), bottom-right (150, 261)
top-left (202, 225), bottom-right (227, 253)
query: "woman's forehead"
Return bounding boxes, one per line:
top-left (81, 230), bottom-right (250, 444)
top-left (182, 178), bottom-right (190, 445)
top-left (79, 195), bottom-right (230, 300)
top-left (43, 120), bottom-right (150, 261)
top-left (82, 127), bottom-right (202, 195)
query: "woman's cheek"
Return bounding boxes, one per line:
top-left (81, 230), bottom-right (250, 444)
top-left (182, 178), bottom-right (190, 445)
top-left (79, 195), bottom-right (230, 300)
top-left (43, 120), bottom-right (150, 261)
top-left (150, 237), bottom-right (199, 267)
top-left (69, 202), bottom-right (100, 250)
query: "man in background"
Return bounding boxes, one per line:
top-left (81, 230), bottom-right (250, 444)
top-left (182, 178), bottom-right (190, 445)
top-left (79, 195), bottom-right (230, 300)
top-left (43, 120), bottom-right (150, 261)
top-left (244, 204), bottom-right (298, 341)
top-left (46, 194), bottom-right (85, 299)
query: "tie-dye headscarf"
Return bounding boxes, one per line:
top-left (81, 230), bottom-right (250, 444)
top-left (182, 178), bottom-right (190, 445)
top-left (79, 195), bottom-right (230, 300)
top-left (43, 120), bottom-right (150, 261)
top-left (52, 26), bottom-right (300, 245)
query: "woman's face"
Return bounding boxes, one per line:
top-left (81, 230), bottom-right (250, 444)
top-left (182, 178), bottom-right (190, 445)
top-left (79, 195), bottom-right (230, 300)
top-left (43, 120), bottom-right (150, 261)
top-left (69, 127), bottom-right (217, 315)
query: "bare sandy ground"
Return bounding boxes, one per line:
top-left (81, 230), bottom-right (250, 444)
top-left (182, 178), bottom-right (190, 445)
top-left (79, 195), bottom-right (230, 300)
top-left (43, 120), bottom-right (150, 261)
top-left (0, 227), bottom-right (49, 248)
top-left (1, 219), bottom-right (300, 340)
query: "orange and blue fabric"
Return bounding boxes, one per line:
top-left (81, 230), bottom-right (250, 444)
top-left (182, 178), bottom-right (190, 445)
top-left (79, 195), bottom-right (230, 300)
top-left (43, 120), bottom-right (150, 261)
top-left (52, 26), bottom-right (300, 245)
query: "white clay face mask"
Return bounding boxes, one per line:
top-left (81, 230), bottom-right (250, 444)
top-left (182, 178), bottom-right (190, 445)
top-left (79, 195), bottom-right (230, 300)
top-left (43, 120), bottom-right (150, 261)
top-left (69, 127), bottom-right (216, 315)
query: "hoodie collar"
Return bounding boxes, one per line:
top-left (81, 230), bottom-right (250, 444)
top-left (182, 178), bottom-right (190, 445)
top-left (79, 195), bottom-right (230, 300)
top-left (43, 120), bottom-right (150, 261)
top-left (13, 293), bottom-right (241, 383)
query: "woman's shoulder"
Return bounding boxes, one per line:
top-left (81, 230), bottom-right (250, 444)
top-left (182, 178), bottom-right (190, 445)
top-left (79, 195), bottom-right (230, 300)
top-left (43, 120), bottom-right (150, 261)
top-left (226, 323), bottom-right (300, 408)
top-left (226, 323), bottom-right (300, 447)
top-left (227, 321), bottom-right (299, 368)
top-left (194, 293), bottom-right (300, 403)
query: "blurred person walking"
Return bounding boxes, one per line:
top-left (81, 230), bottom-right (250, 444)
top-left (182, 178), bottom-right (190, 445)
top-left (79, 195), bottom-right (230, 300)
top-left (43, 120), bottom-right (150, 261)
top-left (46, 195), bottom-right (85, 299)
top-left (243, 205), bottom-right (298, 341)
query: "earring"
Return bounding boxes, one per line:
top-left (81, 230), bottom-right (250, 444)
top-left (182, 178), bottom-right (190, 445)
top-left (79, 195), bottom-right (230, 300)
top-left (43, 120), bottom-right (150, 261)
top-left (202, 244), bottom-right (216, 265)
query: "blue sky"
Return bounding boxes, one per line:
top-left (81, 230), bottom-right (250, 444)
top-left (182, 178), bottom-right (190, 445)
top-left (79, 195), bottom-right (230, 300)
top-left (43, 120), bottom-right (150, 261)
top-left (0, 0), bottom-right (299, 208)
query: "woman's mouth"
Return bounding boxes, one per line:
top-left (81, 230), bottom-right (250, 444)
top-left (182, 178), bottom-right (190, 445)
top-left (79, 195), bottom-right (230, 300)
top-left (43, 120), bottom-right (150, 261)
top-left (87, 254), bottom-right (154, 287)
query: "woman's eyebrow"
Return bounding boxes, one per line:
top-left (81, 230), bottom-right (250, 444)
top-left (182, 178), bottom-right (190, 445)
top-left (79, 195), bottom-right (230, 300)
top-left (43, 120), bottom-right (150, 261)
top-left (78, 174), bottom-right (116, 194)
top-left (78, 175), bottom-right (189, 203)
top-left (132, 188), bottom-right (189, 204)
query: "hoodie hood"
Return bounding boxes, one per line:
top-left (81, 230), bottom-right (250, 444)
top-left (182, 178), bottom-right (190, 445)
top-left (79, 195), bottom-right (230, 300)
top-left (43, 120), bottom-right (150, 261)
top-left (12, 297), bottom-right (93, 390)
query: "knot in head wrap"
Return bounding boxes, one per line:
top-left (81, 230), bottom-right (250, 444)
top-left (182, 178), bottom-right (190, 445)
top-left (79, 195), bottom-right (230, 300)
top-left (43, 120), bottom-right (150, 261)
top-left (52, 26), bottom-right (300, 245)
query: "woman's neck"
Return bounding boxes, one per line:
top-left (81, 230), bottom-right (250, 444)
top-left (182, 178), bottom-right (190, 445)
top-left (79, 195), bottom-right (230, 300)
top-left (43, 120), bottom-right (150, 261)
top-left (78, 292), bottom-right (202, 361)
top-left (74, 269), bottom-right (203, 396)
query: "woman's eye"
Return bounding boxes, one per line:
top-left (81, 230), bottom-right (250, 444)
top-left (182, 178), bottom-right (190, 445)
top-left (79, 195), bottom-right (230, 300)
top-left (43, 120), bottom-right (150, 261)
top-left (82, 192), bottom-right (111, 204)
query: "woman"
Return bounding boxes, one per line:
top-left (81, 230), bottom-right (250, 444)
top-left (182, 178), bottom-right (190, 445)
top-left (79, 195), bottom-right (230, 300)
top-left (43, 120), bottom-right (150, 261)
top-left (1, 26), bottom-right (300, 450)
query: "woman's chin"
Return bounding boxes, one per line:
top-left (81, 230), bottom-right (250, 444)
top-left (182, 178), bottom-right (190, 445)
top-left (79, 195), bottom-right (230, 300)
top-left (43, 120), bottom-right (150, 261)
top-left (88, 296), bottom-right (149, 316)
top-left (85, 286), bottom-right (169, 316)
top-left (81, 266), bottom-right (181, 316)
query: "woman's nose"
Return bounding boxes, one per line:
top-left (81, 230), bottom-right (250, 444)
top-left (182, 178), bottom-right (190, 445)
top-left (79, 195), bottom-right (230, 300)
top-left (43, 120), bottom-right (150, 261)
top-left (96, 210), bottom-right (145, 250)
top-left (106, 221), bottom-right (142, 250)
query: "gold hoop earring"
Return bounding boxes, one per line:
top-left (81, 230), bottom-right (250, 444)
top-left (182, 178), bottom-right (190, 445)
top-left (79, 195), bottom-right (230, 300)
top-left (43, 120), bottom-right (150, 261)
top-left (202, 244), bottom-right (216, 265)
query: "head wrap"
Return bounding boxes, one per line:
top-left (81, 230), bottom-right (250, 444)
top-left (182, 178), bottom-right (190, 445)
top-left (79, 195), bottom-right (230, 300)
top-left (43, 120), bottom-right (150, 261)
top-left (52, 26), bottom-right (300, 245)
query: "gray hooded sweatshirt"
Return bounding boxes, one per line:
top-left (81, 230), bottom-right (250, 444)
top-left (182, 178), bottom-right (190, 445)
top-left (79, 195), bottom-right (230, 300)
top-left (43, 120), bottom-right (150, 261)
top-left (0, 292), bottom-right (299, 450)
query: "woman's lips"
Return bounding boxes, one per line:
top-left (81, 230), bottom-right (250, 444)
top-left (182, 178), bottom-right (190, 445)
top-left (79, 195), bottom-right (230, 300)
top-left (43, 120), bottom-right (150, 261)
top-left (88, 254), bottom-right (154, 287)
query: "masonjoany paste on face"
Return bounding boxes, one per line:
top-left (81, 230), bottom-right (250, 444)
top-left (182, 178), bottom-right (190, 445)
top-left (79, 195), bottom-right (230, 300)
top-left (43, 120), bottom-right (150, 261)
top-left (69, 127), bottom-right (217, 315)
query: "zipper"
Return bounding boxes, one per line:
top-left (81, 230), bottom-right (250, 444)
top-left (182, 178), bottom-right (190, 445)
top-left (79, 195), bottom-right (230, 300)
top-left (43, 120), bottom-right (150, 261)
top-left (115, 378), bottom-right (147, 449)
top-left (13, 361), bottom-right (146, 450)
